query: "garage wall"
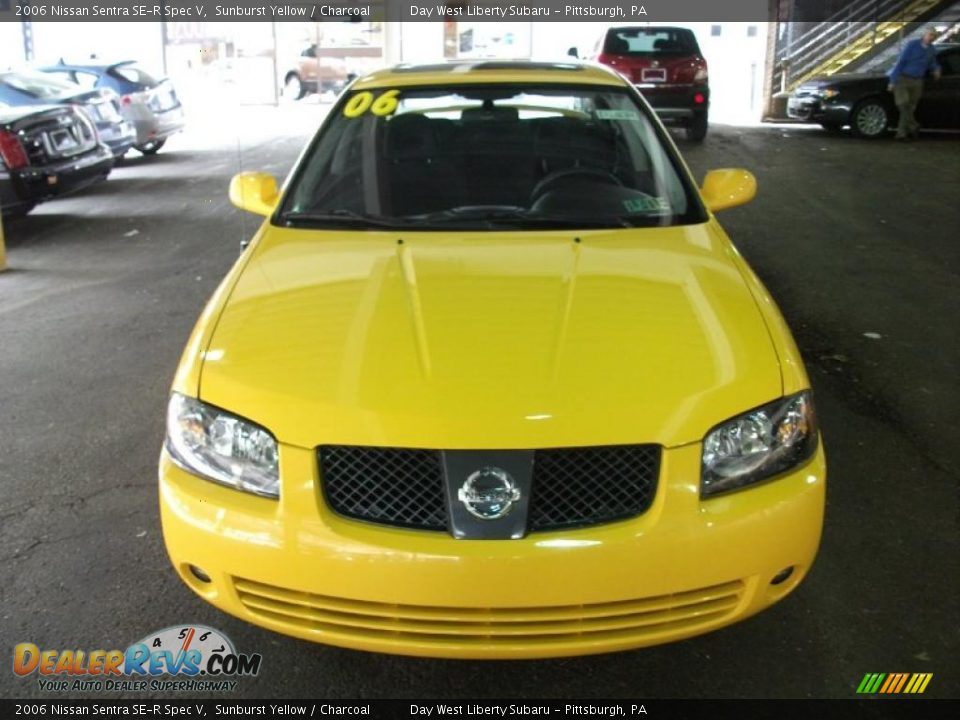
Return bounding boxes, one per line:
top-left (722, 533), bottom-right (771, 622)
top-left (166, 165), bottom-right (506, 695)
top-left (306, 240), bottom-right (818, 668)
top-left (398, 23), bottom-right (446, 64)
top-left (28, 21), bottom-right (165, 70)
top-left (0, 21), bottom-right (25, 69)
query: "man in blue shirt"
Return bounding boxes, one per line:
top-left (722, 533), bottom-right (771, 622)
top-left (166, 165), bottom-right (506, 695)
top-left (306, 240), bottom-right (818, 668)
top-left (888, 29), bottom-right (942, 140)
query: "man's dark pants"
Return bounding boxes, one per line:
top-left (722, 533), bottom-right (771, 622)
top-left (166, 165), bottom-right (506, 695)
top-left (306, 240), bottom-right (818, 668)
top-left (893, 76), bottom-right (924, 138)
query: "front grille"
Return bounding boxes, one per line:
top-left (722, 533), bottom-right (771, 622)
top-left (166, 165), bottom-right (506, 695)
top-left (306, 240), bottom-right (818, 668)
top-left (319, 444), bottom-right (660, 533)
top-left (319, 446), bottom-right (448, 531)
top-left (233, 576), bottom-right (744, 655)
top-left (528, 445), bottom-right (659, 531)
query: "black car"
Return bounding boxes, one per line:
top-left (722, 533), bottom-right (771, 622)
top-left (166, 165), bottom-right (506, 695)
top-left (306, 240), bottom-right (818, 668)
top-left (0, 104), bottom-right (114, 217)
top-left (0, 70), bottom-right (137, 157)
top-left (787, 44), bottom-right (960, 138)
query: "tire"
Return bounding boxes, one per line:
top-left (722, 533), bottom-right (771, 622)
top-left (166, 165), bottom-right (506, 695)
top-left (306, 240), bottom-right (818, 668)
top-left (282, 73), bottom-right (306, 101)
top-left (685, 113), bottom-right (708, 142)
top-left (850, 99), bottom-right (891, 139)
top-left (134, 139), bottom-right (166, 156)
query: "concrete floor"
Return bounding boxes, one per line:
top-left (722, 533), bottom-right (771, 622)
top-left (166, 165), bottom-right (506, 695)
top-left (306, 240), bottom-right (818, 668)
top-left (0, 111), bottom-right (957, 700)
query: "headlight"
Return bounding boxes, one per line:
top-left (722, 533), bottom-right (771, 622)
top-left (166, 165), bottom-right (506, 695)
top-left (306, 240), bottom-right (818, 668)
top-left (701, 392), bottom-right (818, 497)
top-left (820, 88), bottom-right (840, 100)
top-left (166, 393), bottom-right (279, 498)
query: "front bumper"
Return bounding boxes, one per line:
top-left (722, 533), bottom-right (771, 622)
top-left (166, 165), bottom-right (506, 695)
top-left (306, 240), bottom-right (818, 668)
top-left (160, 438), bottom-right (825, 658)
top-left (125, 104), bottom-right (185, 146)
top-left (96, 120), bottom-right (137, 157)
top-left (787, 96), bottom-right (848, 126)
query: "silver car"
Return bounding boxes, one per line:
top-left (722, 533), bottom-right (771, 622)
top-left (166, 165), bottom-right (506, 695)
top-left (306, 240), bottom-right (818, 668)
top-left (39, 61), bottom-right (185, 156)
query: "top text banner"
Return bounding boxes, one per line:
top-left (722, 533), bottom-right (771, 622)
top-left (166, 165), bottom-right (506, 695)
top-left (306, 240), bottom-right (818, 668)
top-left (1, 0), bottom-right (786, 22)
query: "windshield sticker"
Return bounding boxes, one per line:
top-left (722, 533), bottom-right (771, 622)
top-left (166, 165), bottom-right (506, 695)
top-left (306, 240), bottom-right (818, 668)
top-left (343, 89), bottom-right (400, 118)
top-left (596, 109), bottom-right (640, 121)
top-left (623, 197), bottom-right (671, 213)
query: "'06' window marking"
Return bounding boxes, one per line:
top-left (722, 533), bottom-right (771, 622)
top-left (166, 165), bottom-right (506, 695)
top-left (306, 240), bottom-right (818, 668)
top-left (343, 89), bottom-right (400, 118)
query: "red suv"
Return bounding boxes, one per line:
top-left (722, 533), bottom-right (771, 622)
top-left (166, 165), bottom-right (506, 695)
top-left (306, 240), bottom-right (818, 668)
top-left (590, 26), bottom-right (709, 141)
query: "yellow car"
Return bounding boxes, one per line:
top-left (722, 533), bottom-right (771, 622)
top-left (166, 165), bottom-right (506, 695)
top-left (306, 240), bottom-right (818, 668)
top-left (160, 61), bottom-right (825, 659)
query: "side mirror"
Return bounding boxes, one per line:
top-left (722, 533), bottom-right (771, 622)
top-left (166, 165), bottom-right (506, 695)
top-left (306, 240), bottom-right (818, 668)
top-left (567, 47), bottom-right (579, 59)
top-left (700, 169), bottom-right (756, 213)
top-left (229, 172), bottom-right (279, 216)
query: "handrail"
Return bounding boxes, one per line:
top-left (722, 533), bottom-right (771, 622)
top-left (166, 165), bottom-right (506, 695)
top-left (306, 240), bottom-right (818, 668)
top-left (777, 0), bottom-right (907, 63)
top-left (774, 0), bottom-right (948, 89)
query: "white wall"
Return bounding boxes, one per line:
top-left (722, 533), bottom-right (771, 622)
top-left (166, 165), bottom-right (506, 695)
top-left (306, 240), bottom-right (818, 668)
top-left (28, 22), bottom-right (165, 70)
top-left (530, 23), bottom-right (604, 60)
top-left (399, 23), bottom-right (446, 64)
top-left (0, 21), bottom-right (25, 70)
top-left (694, 22), bottom-right (767, 125)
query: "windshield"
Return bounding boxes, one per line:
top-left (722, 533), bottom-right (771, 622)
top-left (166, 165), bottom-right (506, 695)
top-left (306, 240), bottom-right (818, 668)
top-left (603, 28), bottom-right (700, 57)
top-left (1, 71), bottom-right (76, 100)
top-left (280, 83), bottom-right (705, 230)
top-left (109, 63), bottom-right (160, 88)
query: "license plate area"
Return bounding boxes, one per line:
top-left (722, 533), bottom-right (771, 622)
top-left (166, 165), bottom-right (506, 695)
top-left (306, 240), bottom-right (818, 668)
top-left (45, 128), bottom-right (81, 157)
top-left (641, 68), bottom-right (667, 83)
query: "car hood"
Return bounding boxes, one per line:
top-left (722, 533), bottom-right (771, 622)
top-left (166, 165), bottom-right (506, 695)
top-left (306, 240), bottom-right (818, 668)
top-left (199, 223), bottom-right (784, 449)
top-left (807, 71), bottom-right (885, 86)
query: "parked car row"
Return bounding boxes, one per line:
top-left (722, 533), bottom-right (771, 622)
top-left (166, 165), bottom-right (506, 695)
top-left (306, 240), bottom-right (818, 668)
top-left (788, 44), bottom-right (960, 138)
top-left (0, 104), bottom-right (114, 217)
top-left (0, 61), bottom-right (185, 217)
top-left (40, 61), bottom-right (186, 155)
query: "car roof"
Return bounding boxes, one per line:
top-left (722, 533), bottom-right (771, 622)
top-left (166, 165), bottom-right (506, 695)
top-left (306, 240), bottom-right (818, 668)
top-left (606, 26), bottom-right (692, 33)
top-left (39, 60), bottom-right (137, 73)
top-left (351, 61), bottom-right (625, 90)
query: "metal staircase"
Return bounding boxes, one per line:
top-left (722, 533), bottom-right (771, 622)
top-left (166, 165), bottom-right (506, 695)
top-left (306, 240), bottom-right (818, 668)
top-left (774, 0), bottom-right (957, 91)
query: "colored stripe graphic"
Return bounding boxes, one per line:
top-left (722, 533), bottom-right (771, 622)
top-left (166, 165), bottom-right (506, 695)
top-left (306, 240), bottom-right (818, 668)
top-left (885, 673), bottom-right (909, 693)
top-left (857, 672), bottom-right (932, 694)
top-left (907, 673), bottom-right (933, 694)
top-left (856, 673), bottom-right (886, 693)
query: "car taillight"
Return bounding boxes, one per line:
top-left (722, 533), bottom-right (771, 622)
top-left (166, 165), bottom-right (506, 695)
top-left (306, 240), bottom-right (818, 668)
top-left (0, 129), bottom-right (29, 170)
top-left (694, 62), bottom-right (708, 83)
top-left (120, 94), bottom-right (133, 106)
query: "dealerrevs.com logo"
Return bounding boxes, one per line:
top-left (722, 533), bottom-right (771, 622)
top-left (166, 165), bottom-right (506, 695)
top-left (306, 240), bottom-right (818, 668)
top-left (13, 625), bottom-right (262, 693)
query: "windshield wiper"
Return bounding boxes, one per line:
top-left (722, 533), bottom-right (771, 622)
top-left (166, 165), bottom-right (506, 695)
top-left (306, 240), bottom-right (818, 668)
top-left (278, 209), bottom-right (408, 229)
top-left (405, 207), bottom-right (637, 229)
top-left (280, 207), bottom-right (668, 231)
